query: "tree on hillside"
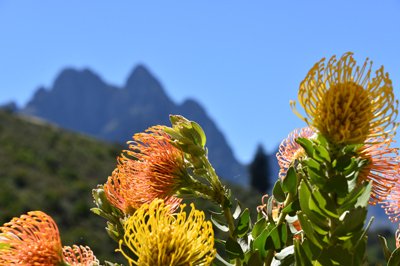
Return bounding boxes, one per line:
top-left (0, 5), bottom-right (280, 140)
top-left (249, 144), bottom-right (271, 194)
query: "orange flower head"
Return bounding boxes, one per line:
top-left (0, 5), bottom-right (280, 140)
top-left (358, 136), bottom-right (399, 205)
top-left (396, 226), bottom-right (400, 249)
top-left (276, 127), bottom-right (315, 180)
top-left (0, 211), bottom-right (63, 265)
top-left (104, 126), bottom-right (185, 214)
top-left (63, 245), bottom-right (99, 266)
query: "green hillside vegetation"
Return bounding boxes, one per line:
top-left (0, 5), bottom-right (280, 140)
top-left (0, 110), bottom-right (264, 263)
top-left (0, 110), bottom-right (124, 262)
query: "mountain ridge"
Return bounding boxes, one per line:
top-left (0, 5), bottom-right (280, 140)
top-left (22, 65), bottom-right (249, 184)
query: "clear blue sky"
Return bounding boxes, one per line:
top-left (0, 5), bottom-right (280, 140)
top-left (1, 1), bottom-right (400, 164)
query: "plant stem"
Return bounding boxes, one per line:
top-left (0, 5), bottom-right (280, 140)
top-left (264, 192), bottom-right (293, 265)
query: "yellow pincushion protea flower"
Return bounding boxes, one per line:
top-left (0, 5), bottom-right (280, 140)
top-left (0, 211), bottom-right (63, 265)
top-left (118, 199), bottom-right (216, 266)
top-left (104, 125), bottom-right (185, 214)
top-left (291, 52), bottom-right (398, 145)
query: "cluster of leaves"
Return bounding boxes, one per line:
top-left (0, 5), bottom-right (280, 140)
top-left (293, 135), bottom-right (371, 265)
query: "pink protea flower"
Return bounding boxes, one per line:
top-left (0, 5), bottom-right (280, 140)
top-left (276, 127), bottom-right (315, 180)
top-left (63, 245), bottom-right (99, 266)
top-left (358, 137), bottom-right (399, 205)
top-left (104, 126), bottom-right (185, 214)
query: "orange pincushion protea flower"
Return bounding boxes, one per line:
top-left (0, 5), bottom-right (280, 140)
top-left (104, 126), bottom-right (185, 214)
top-left (276, 127), bottom-right (314, 180)
top-left (63, 245), bottom-right (99, 266)
top-left (358, 137), bottom-right (399, 205)
top-left (0, 211), bottom-right (63, 265)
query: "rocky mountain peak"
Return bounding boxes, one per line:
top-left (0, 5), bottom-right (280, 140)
top-left (21, 65), bottom-right (249, 185)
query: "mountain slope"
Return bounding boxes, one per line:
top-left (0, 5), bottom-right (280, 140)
top-left (0, 110), bottom-right (123, 262)
top-left (22, 65), bottom-right (248, 184)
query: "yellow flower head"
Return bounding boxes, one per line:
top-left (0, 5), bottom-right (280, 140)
top-left (118, 199), bottom-right (216, 266)
top-left (62, 245), bottom-right (99, 266)
top-left (0, 211), bottom-right (63, 265)
top-left (292, 52), bottom-right (398, 145)
top-left (104, 126), bottom-right (185, 214)
top-left (276, 127), bottom-right (315, 180)
top-left (358, 136), bottom-right (399, 205)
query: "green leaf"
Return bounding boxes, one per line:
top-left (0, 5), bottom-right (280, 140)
top-left (211, 215), bottom-right (229, 232)
top-left (325, 172), bottom-right (348, 197)
top-left (252, 217), bottom-right (268, 239)
top-left (388, 247), bottom-right (400, 266)
top-left (282, 167), bottom-right (297, 195)
top-left (298, 181), bottom-right (329, 230)
top-left (296, 137), bottom-right (315, 157)
top-left (333, 154), bottom-right (352, 171)
top-left (317, 246), bottom-right (353, 266)
top-left (266, 224), bottom-right (287, 250)
top-left (316, 133), bottom-right (328, 146)
top-left (191, 121), bottom-right (206, 147)
top-left (309, 188), bottom-right (338, 219)
top-left (235, 208), bottom-right (251, 238)
top-left (355, 182), bottom-right (372, 208)
top-left (294, 239), bottom-right (313, 266)
top-left (281, 198), bottom-right (300, 215)
top-left (245, 250), bottom-right (263, 266)
top-left (163, 127), bottom-right (185, 142)
top-left (214, 253), bottom-right (235, 266)
top-left (187, 144), bottom-right (206, 156)
top-left (338, 181), bottom-right (371, 212)
top-left (314, 144), bottom-right (331, 163)
top-left (378, 235), bottom-right (392, 262)
top-left (304, 157), bottom-right (321, 172)
top-left (333, 207), bottom-right (367, 237)
top-left (225, 236), bottom-right (244, 259)
top-left (273, 180), bottom-right (286, 203)
top-left (297, 212), bottom-right (324, 249)
top-left (253, 226), bottom-right (270, 259)
top-left (307, 166), bottom-right (327, 188)
top-left (92, 186), bottom-right (113, 213)
top-left (232, 201), bottom-right (242, 219)
top-left (169, 114), bottom-right (189, 126)
top-left (352, 235), bottom-right (367, 265)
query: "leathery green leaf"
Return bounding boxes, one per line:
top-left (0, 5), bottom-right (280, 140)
top-left (282, 166), bottom-right (297, 195)
top-left (235, 208), bottom-right (251, 238)
top-left (225, 236), bottom-right (244, 260)
top-left (273, 179), bottom-right (286, 203)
